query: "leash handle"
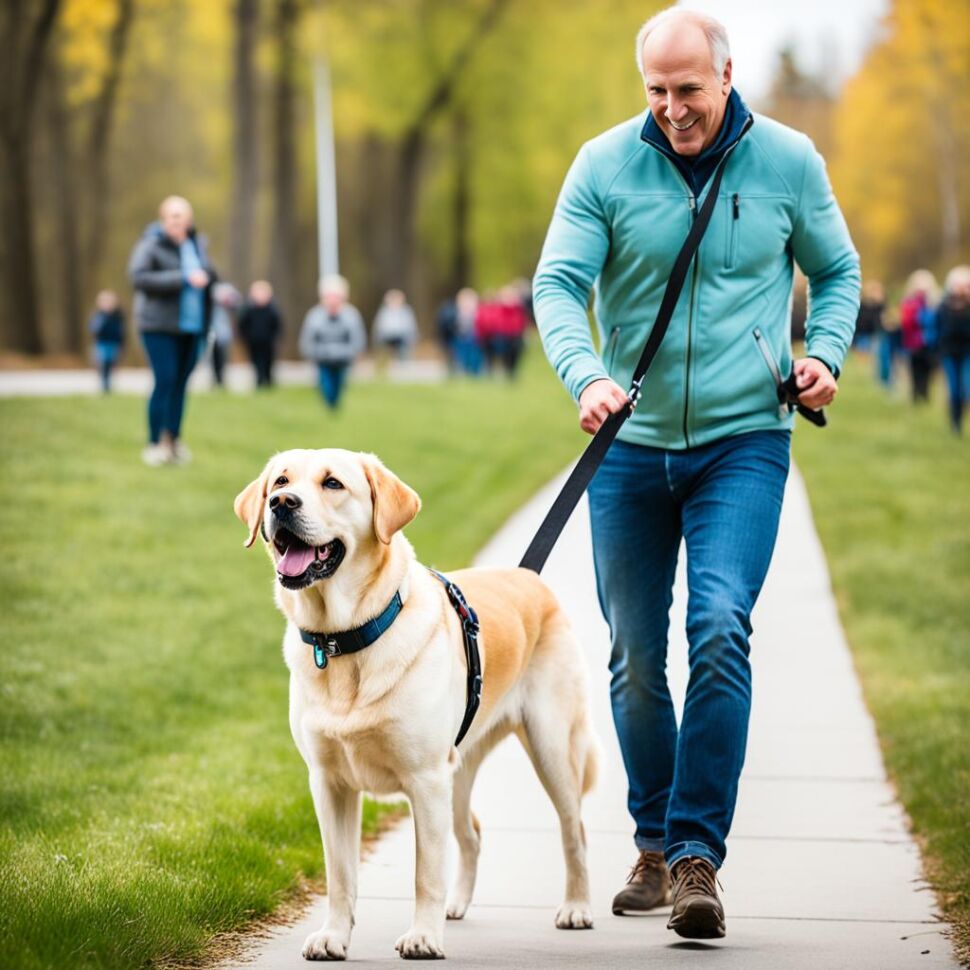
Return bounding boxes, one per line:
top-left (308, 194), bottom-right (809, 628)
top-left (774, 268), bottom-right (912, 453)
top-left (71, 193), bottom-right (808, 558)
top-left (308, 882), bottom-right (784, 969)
top-left (780, 371), bottom-right (827, 427)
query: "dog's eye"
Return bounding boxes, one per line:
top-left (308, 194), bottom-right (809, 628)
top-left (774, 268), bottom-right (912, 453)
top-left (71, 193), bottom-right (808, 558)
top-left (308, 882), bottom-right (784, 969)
top-left (323, 477), bottom-right (344, 490)
top-left (274, 475), bottom-right (288, 487)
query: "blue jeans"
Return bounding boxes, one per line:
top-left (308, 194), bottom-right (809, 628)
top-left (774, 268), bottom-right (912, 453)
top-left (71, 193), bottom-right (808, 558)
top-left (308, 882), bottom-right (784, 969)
top-left (587, 430), bottom-right (791, 871)
top-left (141, 332), bottom-right (201, 443)
top-left (941, 353), bottom-right (970, 432)
top-left (317, 363), bottom-right (349, 409)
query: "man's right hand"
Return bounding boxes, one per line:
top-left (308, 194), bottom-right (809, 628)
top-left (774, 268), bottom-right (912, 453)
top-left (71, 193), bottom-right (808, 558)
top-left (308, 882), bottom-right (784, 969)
top-left (578, 378), bottom-right (631, 435)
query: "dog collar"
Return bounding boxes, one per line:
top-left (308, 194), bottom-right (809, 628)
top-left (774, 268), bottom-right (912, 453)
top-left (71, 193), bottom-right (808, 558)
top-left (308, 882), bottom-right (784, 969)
top-left (299, 591), bottom-right (404, 669)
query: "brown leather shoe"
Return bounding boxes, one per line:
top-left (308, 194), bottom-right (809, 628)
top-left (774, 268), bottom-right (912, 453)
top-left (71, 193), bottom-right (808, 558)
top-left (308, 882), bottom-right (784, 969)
top-left (666, 856), bottom-right (726, 939)
top-left (611, 849), bottom-right (673, 914)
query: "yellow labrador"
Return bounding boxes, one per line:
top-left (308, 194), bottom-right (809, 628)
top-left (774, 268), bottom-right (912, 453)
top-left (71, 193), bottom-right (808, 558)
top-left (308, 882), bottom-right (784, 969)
top-left (234, 448), bottom-right (598, 960)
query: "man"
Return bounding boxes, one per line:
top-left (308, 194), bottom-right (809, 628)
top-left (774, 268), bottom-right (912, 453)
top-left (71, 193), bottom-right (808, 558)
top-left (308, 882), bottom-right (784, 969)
top-left (533, 8), bottom-right (859, 941)
top-left (239, 280), bottom-right (284, 388)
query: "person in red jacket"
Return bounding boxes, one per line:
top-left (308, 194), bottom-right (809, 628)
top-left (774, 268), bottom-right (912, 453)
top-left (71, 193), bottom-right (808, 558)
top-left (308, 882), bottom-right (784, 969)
top-left (476, 285), bottom-right (529, 379)
top-left (899, 269), bottom-right (940, 403)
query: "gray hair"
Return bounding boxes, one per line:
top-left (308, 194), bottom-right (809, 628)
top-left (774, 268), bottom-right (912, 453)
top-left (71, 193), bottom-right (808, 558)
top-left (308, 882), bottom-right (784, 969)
top-left (635, 7), bottom-right (731, 78)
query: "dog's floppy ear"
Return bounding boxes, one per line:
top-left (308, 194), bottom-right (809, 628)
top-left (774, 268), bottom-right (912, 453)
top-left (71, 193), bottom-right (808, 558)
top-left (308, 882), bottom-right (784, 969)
top-left (363, 455), bottom-right (421, 545)
top-left (234, 464), bottom-right (271, 548)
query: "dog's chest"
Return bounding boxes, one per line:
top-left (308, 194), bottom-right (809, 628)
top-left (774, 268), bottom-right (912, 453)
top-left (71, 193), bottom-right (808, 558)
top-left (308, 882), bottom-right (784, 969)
top-left (300, 715), bottom-right (406, 794)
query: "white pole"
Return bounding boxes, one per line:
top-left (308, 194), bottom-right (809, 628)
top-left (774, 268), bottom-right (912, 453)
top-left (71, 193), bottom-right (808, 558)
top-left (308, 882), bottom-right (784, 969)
top-left (313, 56), bottom-right (339, 278)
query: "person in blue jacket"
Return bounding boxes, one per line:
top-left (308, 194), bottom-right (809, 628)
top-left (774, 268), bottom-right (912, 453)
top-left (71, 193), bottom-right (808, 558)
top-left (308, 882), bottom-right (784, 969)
top-left (88, 289), bottom-right (125, 393)
top-left (533, 7), bottom-right (859, 941)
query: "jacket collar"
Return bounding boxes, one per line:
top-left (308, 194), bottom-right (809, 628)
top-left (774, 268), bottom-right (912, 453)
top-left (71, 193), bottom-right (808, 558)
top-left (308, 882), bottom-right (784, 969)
top-left (640, 88), bottom-right (753, 196)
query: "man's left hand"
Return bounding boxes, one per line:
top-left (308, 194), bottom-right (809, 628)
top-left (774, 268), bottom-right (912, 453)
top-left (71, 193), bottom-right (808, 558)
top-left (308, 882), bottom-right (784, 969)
top-left (792, 357), bottom-right (838, 409)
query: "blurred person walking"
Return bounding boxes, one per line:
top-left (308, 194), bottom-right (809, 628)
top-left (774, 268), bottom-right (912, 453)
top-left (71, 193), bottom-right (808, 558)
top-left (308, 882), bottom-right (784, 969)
top-left (853, 280), bottom-right (883, 354)
top-left (299, 274), bottom-right (366, 410)
top-left (454, 287), bottom-right (483, 375)
top-left (435, 295), bottom-right (460, 374)
top-left (936, 265), bottom-right (970, 434)
top-left (239, 280), bottom-right (284, 388)
top-left (373, 289), bottom-right (419, 365)
top-left (128, 195), bottom-right (216, 466)
top-left (209, 282), bottom-right (241, 388)
top-left (899, 269), bottom-right (940, 404)
top-left (477, 285), bottom-right (529, 379)
top-left (534, 7), bottom-right (858, 940)
top-left (88, 289), bottom-right (125, 394)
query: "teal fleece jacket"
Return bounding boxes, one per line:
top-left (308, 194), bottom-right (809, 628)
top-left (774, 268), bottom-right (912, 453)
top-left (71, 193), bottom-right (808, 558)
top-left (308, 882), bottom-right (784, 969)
top-left (533, 110), bottom-right (860, 449)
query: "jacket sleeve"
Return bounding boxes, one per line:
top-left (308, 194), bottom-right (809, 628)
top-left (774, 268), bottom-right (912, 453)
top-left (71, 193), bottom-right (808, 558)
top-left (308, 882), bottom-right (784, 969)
top-left (298, 310), bottom-right (316, 360)
top-left (348, 307), bottom-right (367, 357)
top-left (533, 144), bottom-right (612, 402)
top-left (790, 143), bottom-right (860, 376)
top-left (127, 237), bottom-right (184, 295)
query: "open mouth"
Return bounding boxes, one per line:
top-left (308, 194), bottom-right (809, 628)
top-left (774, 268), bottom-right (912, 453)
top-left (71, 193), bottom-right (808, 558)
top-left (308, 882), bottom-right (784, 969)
top-left (669, 117), bottom-right (699, 132)
top-left (272, 527), bottom-right (345, 589)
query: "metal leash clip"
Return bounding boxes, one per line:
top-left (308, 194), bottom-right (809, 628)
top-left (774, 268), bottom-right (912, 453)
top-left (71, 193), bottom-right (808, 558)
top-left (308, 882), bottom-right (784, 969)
top-left (627, 377), bottom-right (644, 413)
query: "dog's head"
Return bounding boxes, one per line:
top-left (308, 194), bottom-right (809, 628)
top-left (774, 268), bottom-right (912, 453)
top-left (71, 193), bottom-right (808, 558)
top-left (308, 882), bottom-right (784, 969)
top-left (234, 449), bottom-right (421, 591)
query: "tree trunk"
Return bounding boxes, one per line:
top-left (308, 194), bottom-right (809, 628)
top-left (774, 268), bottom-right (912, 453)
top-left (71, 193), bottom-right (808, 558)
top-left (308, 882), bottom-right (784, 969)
top-left (450, 104), bottom-right (472, 295)
top-left (229, 0), bottom-right (258, 288)
top-left (386, 0), bottom-right (508, 299)
top-left (84, 0), bottom-right (135, 302)
top-left (0, 0), bottom-right (62, 354)
top-left (271, 0), bottom-right (299, 350)
top-left (45, 57), bottom-right (84, 354)
top-left (0, 133), bottom-right (44, 354)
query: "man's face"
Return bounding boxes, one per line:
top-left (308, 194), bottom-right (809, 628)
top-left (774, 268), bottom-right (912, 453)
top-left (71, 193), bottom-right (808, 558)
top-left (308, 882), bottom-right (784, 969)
top-left (641, 24), bottom-right (731, 158)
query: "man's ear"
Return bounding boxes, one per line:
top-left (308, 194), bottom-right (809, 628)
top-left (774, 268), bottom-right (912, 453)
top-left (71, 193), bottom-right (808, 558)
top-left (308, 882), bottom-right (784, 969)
top-left (234, 465), bottom-right (271, 548)
top-left (722, 57), bottom-right (733, 94)
top-left (363, 455), bottom-right (421, 545)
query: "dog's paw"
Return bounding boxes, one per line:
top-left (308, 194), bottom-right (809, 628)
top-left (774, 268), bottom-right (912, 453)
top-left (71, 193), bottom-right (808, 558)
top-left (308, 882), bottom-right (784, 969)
top-left (302, 929), bottom-right (349, 961)
top-left (395, 928), bottom-right (445, 959)
top-left (555, 901), bottom-right (594, 930)
top-left (445, 896), bottom-right (470, 920)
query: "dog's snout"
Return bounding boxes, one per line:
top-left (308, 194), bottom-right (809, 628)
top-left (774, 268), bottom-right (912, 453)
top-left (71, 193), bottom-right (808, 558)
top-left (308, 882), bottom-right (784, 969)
top-left (269, 491), bottom-right (302, 513)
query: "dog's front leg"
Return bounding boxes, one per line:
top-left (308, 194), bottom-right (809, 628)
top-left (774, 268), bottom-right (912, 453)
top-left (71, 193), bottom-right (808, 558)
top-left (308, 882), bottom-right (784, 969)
top-left (396, 768), bottom-right (452, 959)
top-left (302, 771), bottom-right (361, 961)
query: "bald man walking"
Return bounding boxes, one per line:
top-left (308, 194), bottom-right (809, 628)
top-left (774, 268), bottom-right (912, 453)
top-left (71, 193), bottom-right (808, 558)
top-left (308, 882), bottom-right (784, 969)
top-left (534, 8), bottom-right (859, 940)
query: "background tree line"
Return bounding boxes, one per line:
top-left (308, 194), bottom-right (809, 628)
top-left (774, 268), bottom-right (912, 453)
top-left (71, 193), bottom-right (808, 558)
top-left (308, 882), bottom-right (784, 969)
top-left (1, 0), bottom-right (967, 358)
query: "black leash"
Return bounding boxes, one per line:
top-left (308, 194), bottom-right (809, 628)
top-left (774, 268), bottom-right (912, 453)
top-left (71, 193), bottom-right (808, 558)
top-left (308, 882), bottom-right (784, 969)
top-left (519, 129), bottom-right (744, 575)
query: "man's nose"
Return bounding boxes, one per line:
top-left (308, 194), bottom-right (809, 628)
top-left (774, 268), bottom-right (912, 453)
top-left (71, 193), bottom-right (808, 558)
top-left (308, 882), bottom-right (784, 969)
top-left (269, 491), bottom-right (302, 513)
top-left (666, 98), bottom-right (688, 122)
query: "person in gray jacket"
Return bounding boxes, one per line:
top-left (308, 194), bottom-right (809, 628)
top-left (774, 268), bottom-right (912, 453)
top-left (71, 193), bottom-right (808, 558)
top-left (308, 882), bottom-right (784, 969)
top-left (299, 274), bottom-right (366, 409)
top-left (128, 195), bottom-right (217, 465)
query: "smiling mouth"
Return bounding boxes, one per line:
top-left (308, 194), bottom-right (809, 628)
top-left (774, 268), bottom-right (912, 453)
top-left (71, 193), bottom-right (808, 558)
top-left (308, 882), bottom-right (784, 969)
top-left (272, 527), bottom-right (346, 589)
top-left (668, 117), bottom-right (699, 132)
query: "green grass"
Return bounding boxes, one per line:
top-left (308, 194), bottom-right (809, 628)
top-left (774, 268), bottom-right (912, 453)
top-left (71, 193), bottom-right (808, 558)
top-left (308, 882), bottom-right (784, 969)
top-left (793, 356), bottom-right (970, 962)
top-left (0, 346), bottom-right (584, 970)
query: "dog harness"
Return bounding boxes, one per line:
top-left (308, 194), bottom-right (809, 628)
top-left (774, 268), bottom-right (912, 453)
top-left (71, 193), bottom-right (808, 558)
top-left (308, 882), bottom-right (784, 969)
top-left (298, 570), bottom-right (483, 747)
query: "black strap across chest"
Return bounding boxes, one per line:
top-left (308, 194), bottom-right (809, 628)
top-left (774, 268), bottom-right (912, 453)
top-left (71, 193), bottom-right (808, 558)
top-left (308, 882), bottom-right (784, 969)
top-left (298, 571), bottom-right (482, 747)
top-left (519, 121), bottom-right (773, 574)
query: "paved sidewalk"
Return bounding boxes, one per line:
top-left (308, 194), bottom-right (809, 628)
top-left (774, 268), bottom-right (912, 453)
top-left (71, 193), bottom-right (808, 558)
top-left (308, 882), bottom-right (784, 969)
top-left (233, 467), bottom-right (956, 969)
top-left (0, 358), bottom-right (445, 397)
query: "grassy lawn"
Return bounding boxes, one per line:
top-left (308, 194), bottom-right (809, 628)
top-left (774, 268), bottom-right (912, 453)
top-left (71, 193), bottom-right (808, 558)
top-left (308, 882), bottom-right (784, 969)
top-left (0, 345), bottom-right (584, 970)
top-left (793, 355), bottom-right (970, 961)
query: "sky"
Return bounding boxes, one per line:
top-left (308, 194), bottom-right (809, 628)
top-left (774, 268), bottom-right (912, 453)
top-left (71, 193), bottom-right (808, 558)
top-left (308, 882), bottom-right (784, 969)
top-left (677, 0), bottom-right (890, 101)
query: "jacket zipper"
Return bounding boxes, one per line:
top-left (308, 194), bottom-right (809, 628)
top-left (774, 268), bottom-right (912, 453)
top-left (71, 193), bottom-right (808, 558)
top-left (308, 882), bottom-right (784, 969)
top-left (683, 199), bottom-right (699, 447)
top-left (726, 193), bottom-right (740, 269)
top-left (604, 325), bottom-right (621, 370)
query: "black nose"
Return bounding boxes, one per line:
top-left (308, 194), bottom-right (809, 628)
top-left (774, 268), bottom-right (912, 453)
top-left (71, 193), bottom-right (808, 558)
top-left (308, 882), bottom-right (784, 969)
top-left (269, 491), bottom-right (302, 513)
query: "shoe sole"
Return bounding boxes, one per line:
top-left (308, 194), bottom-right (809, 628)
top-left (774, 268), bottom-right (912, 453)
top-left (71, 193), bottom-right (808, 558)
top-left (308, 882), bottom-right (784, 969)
top-left (667, 902), bottom-right (726, 939)
top-left (612, 893), bottom-right (673, 916)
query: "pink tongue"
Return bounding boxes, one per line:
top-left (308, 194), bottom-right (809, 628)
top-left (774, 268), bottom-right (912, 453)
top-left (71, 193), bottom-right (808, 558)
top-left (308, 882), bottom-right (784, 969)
top-left (277, 542), bottom-right (318, 577)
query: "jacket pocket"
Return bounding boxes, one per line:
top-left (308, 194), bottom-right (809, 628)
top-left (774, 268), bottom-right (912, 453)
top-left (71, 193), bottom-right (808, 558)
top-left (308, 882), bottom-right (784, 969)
top-left (725, 193), bottom-right (740, 270)
top-left (752, 327), bottom-right (787, 416)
